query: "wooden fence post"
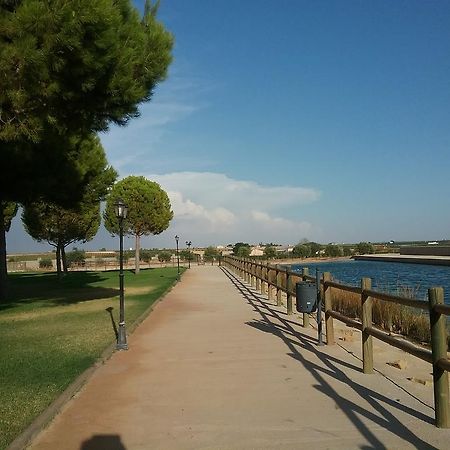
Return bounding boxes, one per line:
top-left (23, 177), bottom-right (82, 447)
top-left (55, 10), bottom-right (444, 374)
top-left (361, 277), bottom-right (373, 374)
top-left (276, 268), bottom-right (282, 306)
top-left (287, 271), bottom-right (293, 315)
top-left (302, 268), bottom-right (310, 328)
top-left (251, 263), bottom-right (255, 287)
top-left (429, 287), bottom-right (449, 428)
top-left (323, 272), bottom-right (334, 345)
top-left (268, 267), bottom-right (273, 301)
top-left (261, 266), bottom-right (266, 295)
top-left (255, 264), bottom-right (261, 290)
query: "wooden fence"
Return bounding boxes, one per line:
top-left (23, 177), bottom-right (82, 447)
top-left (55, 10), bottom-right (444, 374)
top-left (222, 256), bottom-right (450, 428)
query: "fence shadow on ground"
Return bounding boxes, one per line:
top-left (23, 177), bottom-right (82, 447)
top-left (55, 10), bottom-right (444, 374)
top-left (221, 266), bottom-right (437, 450)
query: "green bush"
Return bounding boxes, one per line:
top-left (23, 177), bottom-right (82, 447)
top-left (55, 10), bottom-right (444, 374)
top-left (292, 244), bottom-right (311, 258)
top-left (343, 246), bottom-right (353, 256)
top-left (66, 249), bottom-right (86, 267)
top-left (39, 258), bottom-right (53, 269)
top-left (356, 242), bottom-right (374, 254)
top-left (324, 244), bottom-right (343, 257)
top-left (140, 249), bottom-right (158, 262)
top-left (158, 251), bottom-right (172, 263)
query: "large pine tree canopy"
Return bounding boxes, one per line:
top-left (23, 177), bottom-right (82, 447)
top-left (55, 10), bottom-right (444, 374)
top-left (0, 0), bottom-right (173, 203)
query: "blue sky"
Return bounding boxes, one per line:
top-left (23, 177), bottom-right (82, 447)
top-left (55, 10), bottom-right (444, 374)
top-left (8, 0), bottom-right (450, 252)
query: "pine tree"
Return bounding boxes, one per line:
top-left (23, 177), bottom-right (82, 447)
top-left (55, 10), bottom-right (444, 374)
top-left (104, 176), bottom-right (173, 274)
top-left (0, 1), bottom-right (173, 299)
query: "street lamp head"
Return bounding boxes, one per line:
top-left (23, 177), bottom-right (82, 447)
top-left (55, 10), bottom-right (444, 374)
top-left (186, 241), bottom-right (191, 247)
top-left (114, 198), bottom-right (128, 220)
top-left (175, 235), bottom-right (179, 243)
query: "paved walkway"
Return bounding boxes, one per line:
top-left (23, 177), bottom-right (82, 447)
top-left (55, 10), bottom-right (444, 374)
top-left (29, 265), bottom-right (449, 450)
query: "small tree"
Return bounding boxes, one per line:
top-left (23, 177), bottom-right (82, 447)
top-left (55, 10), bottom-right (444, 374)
top-left (65, 249), bottom-right (86, 268)
top-left (22, 136), bottom-right (115, 277)
top-left (343, 246), bottom-right (353, 257)
top-left (23, 202), bottom-right (100, 276)
top-left (140, 249), bottom-right (158, 263)
top-left (204, 246), bottom-right (219, 265)
top-left (292, 244), bottom-right (311, 259)
top-left (180, 249), bottom-right (194, 261)
top-left (39, 258), bottom-right (53, 269)
top-left (306, 242), bottom-right (322, 256)
top-left (233, 242), bottom-right (251, 257)
top-left (263, 245), bottom-right (277, 260)
top-left (356, 242), bottom-right (375, 254)
top-left (324, 244), bottom-right (343, 257)
top-left (158, 251), bottom-right (172, 264)
top-left (104, 176), bottom-right (173, 274)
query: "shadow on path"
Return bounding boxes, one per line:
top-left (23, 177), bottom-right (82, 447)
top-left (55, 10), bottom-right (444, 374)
top-left (221, 267), bottom-right (436, 450)
top-left (80, 434), bottom-right (126, 450)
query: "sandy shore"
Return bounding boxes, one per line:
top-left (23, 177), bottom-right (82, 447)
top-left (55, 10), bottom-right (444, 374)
top-left (268, 256), bottom-right (352, 265)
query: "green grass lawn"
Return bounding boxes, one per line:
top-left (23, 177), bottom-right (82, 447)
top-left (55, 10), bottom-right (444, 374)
top-left (0, 268), bottom-right (180, 450)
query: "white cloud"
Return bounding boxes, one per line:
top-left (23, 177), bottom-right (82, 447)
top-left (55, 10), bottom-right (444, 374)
top-left (150, 172), bottom-right (319, 210)
top-left (169, 191), bottom-right (236, 231)
top-left (135, 172), bottom-right (320, 246)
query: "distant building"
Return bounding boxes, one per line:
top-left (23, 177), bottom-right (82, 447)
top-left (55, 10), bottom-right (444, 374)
top-left (250, 247), bottom-right (264, 257)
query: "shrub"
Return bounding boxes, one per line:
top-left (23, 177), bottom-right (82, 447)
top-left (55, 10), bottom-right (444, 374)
top-left (140, 249), bottom-right (158, 262)
top-left (39, 258), bottom-right (53, 269)
top-left (180, 249), bottom-right (194, 261)
top-left (158, 251), bottom-right (172, 263)
top-left (342, 246), bottom-right (353, 257)
top-left (66, 249), bottom-right (86, 268)
top-left (292, 244), bottom-right (311, 258)
top-left (324, 244), bottom-right (343, 257)
top-left (356, 242), bottom-right (374, 254)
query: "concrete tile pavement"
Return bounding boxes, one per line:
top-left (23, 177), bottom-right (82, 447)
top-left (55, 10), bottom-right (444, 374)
top-left (28, 265), bottom-right (450, 449)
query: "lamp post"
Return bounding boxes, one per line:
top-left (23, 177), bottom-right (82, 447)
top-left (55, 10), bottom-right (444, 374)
top-left (115, 198), bottom-right (128, 350)
top-left (186, 240), bottom-right (192, 269)
top-left (175, 235), bottom-right (180, 280)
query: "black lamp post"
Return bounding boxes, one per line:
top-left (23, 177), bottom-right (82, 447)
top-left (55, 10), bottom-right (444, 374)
top-left (115, 198), bottom-right (128, 350)
top-left (175, 235), bottom-right (180, 279)
top-left (186, 241), bottom-right (192, 269)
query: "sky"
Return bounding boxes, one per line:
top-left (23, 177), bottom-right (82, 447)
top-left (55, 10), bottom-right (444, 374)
top-left (7, 0), bottom-right (450, 252)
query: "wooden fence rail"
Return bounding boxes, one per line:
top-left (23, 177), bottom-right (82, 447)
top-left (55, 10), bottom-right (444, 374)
top-left (222, 255), bottom-right (450, 428)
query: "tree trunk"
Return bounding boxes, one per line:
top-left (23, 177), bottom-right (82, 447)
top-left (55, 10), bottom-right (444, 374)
top-left (135, 234), bottom-right (140, 274)
top-left (56, 243), bottom-right (62, 280)
top-left (61, 245), bottom-right (68, 274)
top-left (0, 206), bottom-right (8, 302)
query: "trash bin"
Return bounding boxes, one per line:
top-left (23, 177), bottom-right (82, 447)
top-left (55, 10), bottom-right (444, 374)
top-left (296, 281), bottom-right (317, 313)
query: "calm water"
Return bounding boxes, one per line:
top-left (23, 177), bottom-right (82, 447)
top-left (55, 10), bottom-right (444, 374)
top-left (290, 260), bottom-right (450, 305)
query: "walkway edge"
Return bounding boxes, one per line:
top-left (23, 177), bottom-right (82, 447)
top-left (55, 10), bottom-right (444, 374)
top-left (7, 274), bottom-right (183, 450)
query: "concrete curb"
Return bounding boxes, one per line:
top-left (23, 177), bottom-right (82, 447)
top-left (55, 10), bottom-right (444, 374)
top-left (7, 272), bottom-right (183, 450)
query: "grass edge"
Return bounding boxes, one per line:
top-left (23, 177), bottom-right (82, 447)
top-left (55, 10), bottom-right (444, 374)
top-left (7, 273), bottom-right (182, 450)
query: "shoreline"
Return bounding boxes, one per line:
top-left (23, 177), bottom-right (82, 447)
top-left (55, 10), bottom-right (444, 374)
top-left (270, 256), bottom-right (352, 265)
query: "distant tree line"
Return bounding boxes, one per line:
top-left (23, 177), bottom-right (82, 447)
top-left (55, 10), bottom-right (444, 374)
top-left (231, 241), bottom-right (375, 260)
